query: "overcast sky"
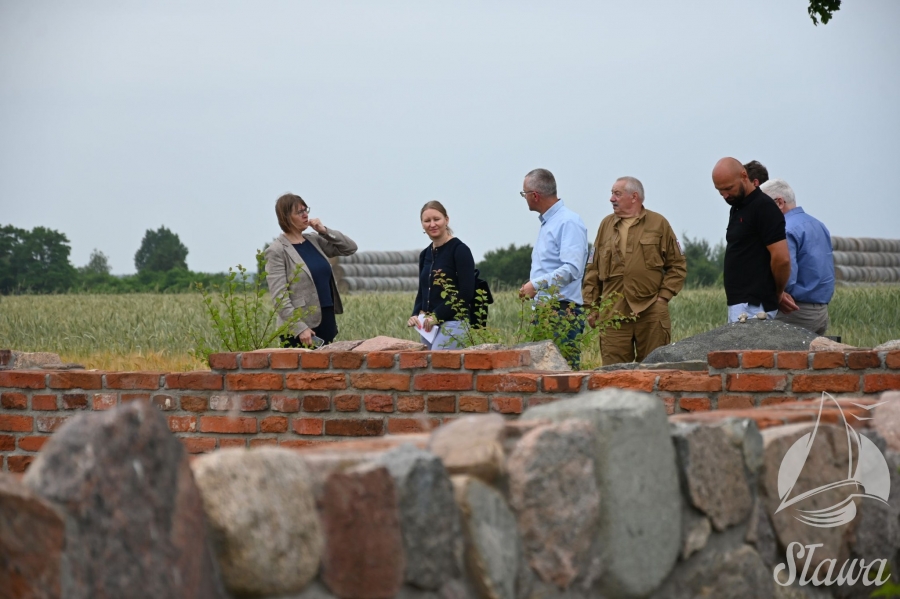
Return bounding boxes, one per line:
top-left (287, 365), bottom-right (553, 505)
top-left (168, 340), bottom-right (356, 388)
top-left (2, 1), bottom-right (898, 274)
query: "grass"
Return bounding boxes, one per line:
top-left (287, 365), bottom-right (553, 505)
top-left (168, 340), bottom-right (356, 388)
top-left (0, 286), bottom-right (897, 371)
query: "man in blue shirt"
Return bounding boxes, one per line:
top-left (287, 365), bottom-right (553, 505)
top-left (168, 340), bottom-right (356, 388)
top-left (760, 178), bottom-right (835, 335)
top-left (518, 168), bottom-right (589, 365)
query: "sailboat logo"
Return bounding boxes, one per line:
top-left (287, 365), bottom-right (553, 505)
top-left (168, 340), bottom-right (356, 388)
top-left (775, 393), bottom-right (890, 528)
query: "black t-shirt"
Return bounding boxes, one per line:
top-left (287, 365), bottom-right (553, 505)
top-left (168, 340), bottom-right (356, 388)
top-left (412, 238), bottom-right (476, 324)
top-left (723, 187), bottom-right (786, 311)
top-left (293, 242), bottom-right (334, 308)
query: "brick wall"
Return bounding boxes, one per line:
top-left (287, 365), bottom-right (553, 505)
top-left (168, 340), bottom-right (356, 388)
top-left (1, 347), bottom-right (899, 473)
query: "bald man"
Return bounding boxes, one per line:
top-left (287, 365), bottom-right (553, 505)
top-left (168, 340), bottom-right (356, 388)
top-left (712, 158), bottom-right (797, 322)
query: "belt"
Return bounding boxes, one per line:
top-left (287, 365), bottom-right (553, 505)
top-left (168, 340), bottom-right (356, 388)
top-left (557, 300), bottom-right (582, 309)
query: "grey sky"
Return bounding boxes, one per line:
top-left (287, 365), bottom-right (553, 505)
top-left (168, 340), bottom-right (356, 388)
top-left (2, 0), bottom-right (898, 274)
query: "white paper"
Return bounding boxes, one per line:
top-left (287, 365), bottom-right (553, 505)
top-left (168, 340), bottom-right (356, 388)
top-left (416, 314), bottom-right (438, 344)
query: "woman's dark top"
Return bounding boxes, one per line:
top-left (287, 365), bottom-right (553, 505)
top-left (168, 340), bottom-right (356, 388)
top-left (412, 237), bottom-right (476, 324)
top-left (293, 242), bottom-right (334, 308)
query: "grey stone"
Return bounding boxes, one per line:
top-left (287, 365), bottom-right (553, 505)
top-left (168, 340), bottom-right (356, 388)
top-left (809, 337), bottom-right (857, 351)
top-left (9, 350), bottom-right (64, 369)
top-left (452, 475), bottom-right (522, 599)
top-left (638, 359), bottom-right (709, 371)
top-left (643, 319), bottom-right (819, 363)
top-left (376, 444), bottom-right (463, 590)
top-left (22, 401), bottom-right (226, 599)
top-left (514, 340), bottom-right (571, 372)
top-left (506, 420), bottom-right (600, 589)
top-left (190, 447), bottom-right (323, 597)
top-left (353, 336), bottom-right (427, 352)
top-left (429, 414), bottom-right (507, 483)
top-left (592, 362), bottom-right (641, 372)
top-left (746, 498), bottom-right (780, 570)
top-left (671, 422), bottom-right (754, 531)
top-left (717, 417), bottom-right (765, 475)
top-left (0, 472), bottom-right (65, 599)
top-left (874, 339), bottom-right (900, 351)
top-left (651, 544), bottom-right (774, 599)
top-left (680, 506), bottom-right (711, 560)
top-left (522, 389), bottom-right (682, 599)
top-left (871, 391), bottom-right (900, 453)
top-left (466, 343), bottom-right (507, 351)
top-left (319, 339), bottom-right (365, 351)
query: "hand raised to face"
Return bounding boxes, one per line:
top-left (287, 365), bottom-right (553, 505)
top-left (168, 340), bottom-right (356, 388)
top-left (308, 218), bottom-right (327, 234)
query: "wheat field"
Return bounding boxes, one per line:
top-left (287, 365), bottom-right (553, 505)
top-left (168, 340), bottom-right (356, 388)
top-left (0, 286), bottom-right (898, 371)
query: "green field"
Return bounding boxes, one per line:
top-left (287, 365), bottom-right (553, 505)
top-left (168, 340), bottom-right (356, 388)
top-left (1, 286), bottom-right (898, 371)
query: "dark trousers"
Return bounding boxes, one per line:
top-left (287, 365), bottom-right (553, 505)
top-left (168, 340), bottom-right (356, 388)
top-left (281, 306), bottom-right (338, 347)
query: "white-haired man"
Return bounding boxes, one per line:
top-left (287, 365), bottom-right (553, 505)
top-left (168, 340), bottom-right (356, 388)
top-left (760, 178), bottom-right (835, 335)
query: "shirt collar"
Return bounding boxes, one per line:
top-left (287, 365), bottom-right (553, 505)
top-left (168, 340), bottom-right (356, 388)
top-left (613, 207), bottom-right (646, 225)
top-left (539, 199), bottom-right (565, 225)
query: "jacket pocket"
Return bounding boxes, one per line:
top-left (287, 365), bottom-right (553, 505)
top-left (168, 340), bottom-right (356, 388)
top-left (597, 244), bottom-right (612, 280)
top-left (640, 234), bottom-right (664, 269)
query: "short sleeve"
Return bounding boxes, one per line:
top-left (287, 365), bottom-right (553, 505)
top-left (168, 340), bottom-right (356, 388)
top-left (757, 198), bottom-right (786, 247)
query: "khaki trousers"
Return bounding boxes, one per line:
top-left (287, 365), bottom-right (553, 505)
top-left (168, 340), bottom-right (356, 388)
top-left (600, 299), bottom-right (671, 365)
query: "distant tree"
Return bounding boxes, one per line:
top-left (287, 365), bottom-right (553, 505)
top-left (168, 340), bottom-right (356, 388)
top-left (682, 234), bottom-right (725, 288)
top-left (809, 0), bottom-right (840, 25)
top-left (0, 224), bottom-right (77, 293)
top-left (80, 249), bottom-right (112, 276)
top-left (134, 226), bottom-right (188, 273)
top-left (476, 243), bottom-right (533, 289)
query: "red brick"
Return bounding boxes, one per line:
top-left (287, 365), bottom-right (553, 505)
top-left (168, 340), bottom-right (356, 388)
top-left (541, 374), bottom-right (587, 393)
top-left (181, 395), bottom-right (209, 412)
top-left (225, 373), bottom-right (283, 391)
top-left (708, 351), bottom-right (740, 369)
top-left (17, 436), bottom-right (48, 452)
top-left (366, 352), bottom-right (396, 368)
top-left (459, 395), bottom-right (489, 413)
top-left (261, 416), bottom-right (288, 433)
top-left (331, 352), bottom-right (365, 369)
top-left (431, 352), bottom-right (461, 369)
top-left (152, 394), bottom-right (176, 411)
top-left (718, 395), bottom-right (755, 410)
top-left (351, 373), bottom-right (410, 391)
top-left (587, 371), bottom-right (657, 392)
top-left (303, 395), bottom-right (332, 412)
top-left (812, 352), bottom-right (846, 369)
top-left (240, 394), bottom-right (268, 411)
top-left (658, 373), bottom-right (722, 392)
top-left (36, 416), bottom-right (66, 433)
top-left (48, 372), bottom-right (102, 390)
top-left (0, 415), bottom-right (33, 432)
top-left (793, 374), bottom-right (860, 393)
top-left (240, 352), bottom-right (270, 369)
top-left (526, 396), bottom-right (559, 409)
top-left (887, 352), bottom-right (900, 369)
top-left (121, 393), bottom-right (150, 402)
top-left (270, 351), bottom-right (301, 369)
top-left (387, 418), bottom-right (439, 434)
top-left (488, 351), bottom-right (529, 369)
top-left (271, 395), bottom-right (300, 413)
top-left (848, 351), bottom-right (882, 370)
top-left (61, 393), bottom-right (88, 410)
top-left (491, 397), bottom-right (524, 414)
top-left (7, 456), bottom-right (34, 473)
top-left (777, 352), bottom-right (809, 370)
top-left (0, 392), bottom-right (27, 409)
top-left (182, 437), bottom-right (217, 454)
top-left (761, 396), bottom-right (796, 406)
top-left (219, 438), bottom-right (247, 449)
top-left (335, 394), bottom-right (361, 412)
top-left (0, 371), bottom-right (46, 389)
top-left (165, 372), bottom-right (224, 390)
top-left (474, 374), bottom-right (536, 393)
top-left (365, 395), bottom-right (395, 413)
top-left (105, 372), bottom-right (162, 390)
top-left (741, 351), bottom-right (775, 369)
top-left (209, 353), bottom-right (239, 369)
top-left (659, 395), bottom-right (676, 415)
top-left (93, 393), bottom-right (117, 410)
top-left (427, 395), bottom-right (456, 413)
top-left (293, 417), bottom-right (324, 435)
top-left (863, 374), bottom-right (900, 393)
top-left (397, 395), bottom-right (425, 412)
top-left (324, 419), bottom-right (385, 437)
top-left (463, 352), bottom-right (493, 370)
top-left (168, 416), bottom-right (198, 433)
top-left (399, 352), bottom-right (429, 369)
top-left (0, 435), bottom-right (14, 451)
top-left (31, 394), bottom-right (58, 411)
top-left (0, 350), bottom-right (9, 367)
top-left (300, 353), bottom-right (330, 369)
top-left (726, 374), bottom-right (788, 392)
top-left (249, 438), bottom-right (279, 448)
top-left (286, 373), bottom-right (346, 390)
top-left (199, 416), bottom-right (258, 434)
top-left (679, 397), bottom-right (712, 412)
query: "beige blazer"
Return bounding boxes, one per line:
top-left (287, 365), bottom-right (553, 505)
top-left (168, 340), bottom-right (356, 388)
top-left (265, 229), bottom-right (358, 336)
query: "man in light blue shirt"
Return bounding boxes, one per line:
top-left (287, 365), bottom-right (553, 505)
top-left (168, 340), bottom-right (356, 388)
top-left (518, 168), bottom-right (589, 365)
top-left (760, 178), bottom-right (835, 335)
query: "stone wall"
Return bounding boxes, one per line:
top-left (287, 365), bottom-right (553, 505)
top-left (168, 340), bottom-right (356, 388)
top-left (1, 347), bottom-right (900, 473)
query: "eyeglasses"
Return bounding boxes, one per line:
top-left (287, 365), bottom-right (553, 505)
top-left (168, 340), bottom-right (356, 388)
top-left (293, 206), bottom-right (311, 215)
top-left (519, 190), bottom-right (536, 198)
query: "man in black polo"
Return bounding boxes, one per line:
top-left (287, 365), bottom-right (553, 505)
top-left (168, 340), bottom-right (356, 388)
top-left (712, 157), bottom-right (797, 322)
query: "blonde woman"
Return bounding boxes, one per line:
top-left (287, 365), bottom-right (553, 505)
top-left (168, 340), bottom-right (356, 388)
top-left (407, 201), bottom-right (476, 349)
top-left (265, 193), bottom-right (357, 346)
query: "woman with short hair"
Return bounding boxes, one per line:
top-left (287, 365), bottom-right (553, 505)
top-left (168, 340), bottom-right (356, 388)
top-left (265, 193), bottom-right (357, 346)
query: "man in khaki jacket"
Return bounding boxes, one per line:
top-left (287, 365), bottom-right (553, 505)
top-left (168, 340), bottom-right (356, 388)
top-left (583, 176), bottom-right (687, 364)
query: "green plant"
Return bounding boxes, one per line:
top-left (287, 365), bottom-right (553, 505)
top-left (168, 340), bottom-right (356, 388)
top-left (433, 271), bottom-right (502, 347)
top-left (191, 252), bottom-right (309, 359)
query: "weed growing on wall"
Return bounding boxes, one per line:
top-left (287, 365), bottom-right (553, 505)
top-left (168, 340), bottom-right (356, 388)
top-left (433, 272), bottom-right (502, 347)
